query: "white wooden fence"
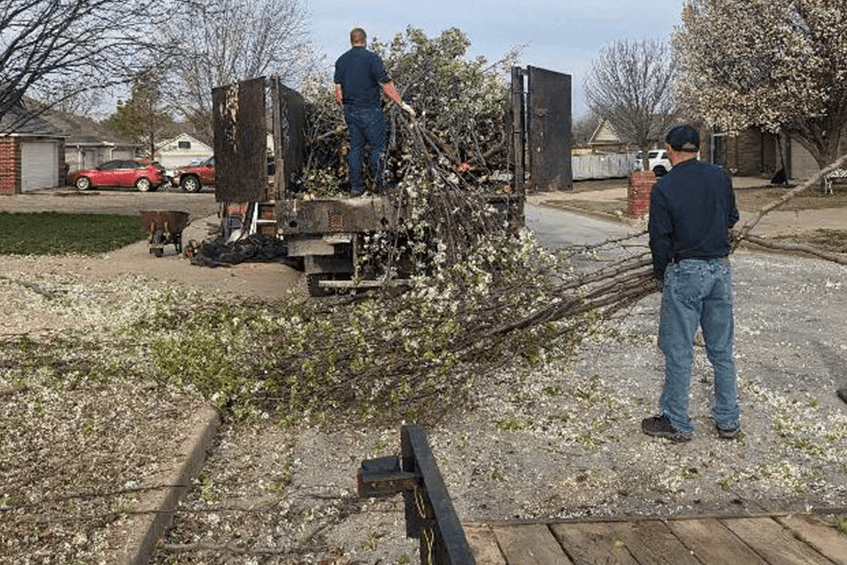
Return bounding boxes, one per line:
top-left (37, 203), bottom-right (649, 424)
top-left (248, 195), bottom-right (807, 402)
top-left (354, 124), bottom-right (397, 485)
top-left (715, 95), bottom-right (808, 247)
top-left (572, 152), bottom-right (636, 180)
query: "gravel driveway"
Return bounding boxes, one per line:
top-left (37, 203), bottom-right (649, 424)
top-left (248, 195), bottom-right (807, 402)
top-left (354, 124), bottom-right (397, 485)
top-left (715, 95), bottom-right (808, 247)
top-left (2, 190), bottom-right (846, 564)
top-left (148, 209), bottom-right (847, 564)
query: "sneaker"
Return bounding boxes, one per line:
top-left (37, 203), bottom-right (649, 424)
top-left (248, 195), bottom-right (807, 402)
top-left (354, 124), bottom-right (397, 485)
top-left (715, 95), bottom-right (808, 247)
top-left (837, 388), bottom-right (847, 405)
top-left (641, 415), bottom-right (692, 442)
top-left (350, 188), bottom-right (366, 197)
top-left (716, 424), bottom-right (740, 440)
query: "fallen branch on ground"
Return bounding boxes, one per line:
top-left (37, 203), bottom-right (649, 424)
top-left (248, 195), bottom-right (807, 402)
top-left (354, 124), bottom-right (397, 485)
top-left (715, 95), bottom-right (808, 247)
top-left (741, 234), bottom-right (847, 264)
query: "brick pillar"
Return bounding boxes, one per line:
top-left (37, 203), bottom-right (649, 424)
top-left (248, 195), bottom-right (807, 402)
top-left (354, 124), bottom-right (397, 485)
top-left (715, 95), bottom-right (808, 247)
top-left (628, 171), bottom-right (655, 218)
top-left (0, 138), bottom-right (20, 196)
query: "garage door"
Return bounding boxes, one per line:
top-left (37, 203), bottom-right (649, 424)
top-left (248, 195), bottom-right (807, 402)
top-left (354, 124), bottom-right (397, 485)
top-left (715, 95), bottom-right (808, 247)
top-left (21, 141), bottom-right (59, 192)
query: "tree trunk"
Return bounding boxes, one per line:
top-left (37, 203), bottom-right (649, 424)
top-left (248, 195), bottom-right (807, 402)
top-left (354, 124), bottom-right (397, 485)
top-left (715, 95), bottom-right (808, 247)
top-left (787, 112), bottom-right (847, 188)
top-left (640, 144), bottom-right (651, 172)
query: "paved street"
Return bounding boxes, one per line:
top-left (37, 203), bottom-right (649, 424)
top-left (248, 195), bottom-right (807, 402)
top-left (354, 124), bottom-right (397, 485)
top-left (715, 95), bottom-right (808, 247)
top-left (525, 201), bottom-right (637, 248)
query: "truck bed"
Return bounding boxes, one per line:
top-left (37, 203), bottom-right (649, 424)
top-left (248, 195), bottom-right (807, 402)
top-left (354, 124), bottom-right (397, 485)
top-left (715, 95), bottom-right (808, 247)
top-left (276, 194), bottom-right (410, 235)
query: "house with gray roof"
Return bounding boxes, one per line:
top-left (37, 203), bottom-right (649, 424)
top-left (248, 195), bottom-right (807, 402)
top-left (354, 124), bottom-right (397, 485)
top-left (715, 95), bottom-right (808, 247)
top-left (37, 108), bottom-right (141, 174)
top-left (0, 103), bottom-right (67, 195)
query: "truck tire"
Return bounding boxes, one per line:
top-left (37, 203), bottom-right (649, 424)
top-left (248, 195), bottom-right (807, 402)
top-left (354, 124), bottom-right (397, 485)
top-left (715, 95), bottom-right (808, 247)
top-left (307, 274), bottom-right (331, 297)
top-left (181, 175), bottom-right (202, 193)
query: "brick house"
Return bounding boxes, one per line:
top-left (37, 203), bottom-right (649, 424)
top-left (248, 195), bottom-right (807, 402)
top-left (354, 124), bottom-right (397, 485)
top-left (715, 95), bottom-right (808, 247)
top-left (37, 108), bottom-right (139, 174)
top-left (586, 115), bottom-right (840, 182)
top-left (713, 129), bottom-right (782, 180)
top-left (714, 127), bottom-right (847, 182)
top-left (0, 104), bottom-right (66, 196)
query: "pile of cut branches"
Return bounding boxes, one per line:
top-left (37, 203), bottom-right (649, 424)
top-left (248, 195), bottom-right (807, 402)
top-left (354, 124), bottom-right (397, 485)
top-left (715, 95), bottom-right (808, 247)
top-left (299, 27), bottom-right (518, 196)
top-left (156, 28), bottom-right (847, 425)
top-left (148, 156), bottom-right (847, 425)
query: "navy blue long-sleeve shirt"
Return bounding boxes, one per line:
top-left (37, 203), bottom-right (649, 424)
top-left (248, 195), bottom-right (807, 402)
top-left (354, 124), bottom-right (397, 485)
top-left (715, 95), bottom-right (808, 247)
top-left (334, 46), bottom-right (391, 110)
top-left (648, 158), bottom-right (739, 281)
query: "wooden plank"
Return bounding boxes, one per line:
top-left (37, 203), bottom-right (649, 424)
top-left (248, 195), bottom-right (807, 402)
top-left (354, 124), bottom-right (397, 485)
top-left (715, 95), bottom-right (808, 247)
top-left (607, 520), bottom-right (701, 565)
top-left (464, 524), bottom-right (507, 565)
top-left (667, 518), bottom-right (768, 564)
top-left (721, 517), bottom-right (834, 565)
top-left (775, 515), bottom-right (847, 565)
top-left (549, 522), bottom-right (639, 565)
top-left (492, 524), bottom-right (574, 565)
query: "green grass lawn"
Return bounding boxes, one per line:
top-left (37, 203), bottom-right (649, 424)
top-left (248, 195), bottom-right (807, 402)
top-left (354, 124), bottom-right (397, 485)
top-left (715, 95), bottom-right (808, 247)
top-left (0, 212), bottom-right (145, 255)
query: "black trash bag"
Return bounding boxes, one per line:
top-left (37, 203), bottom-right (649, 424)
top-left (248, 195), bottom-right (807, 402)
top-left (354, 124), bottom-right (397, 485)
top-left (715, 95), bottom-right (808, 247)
top-left (190, 234), bottom-right (302, 269)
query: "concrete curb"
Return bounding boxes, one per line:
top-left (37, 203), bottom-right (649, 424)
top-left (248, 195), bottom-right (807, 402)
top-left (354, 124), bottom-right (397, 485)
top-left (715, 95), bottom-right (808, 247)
top-left (534, 199), bottom-right (644, 227)
top-left (102, 403), bottom-right (220, 565)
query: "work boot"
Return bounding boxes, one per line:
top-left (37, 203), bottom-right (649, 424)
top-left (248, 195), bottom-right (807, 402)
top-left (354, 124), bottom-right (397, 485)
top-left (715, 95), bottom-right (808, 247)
top-left (641, 414), bottom-right (692, 442)
top-left (716, 423), bottom-right (740, 440)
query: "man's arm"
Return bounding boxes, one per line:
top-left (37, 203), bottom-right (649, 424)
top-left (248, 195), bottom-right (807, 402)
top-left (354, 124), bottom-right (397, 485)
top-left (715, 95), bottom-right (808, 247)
top-left (648, 188), bottom-right (673, 281)
top-left (380, 81), bottom-right (402, 104)
top-left (380, 81), bottom-right (416, 117)
top-left (727, 181), bottom-right (739, 229)
top-left (335, 84), bottom-right (343, 106)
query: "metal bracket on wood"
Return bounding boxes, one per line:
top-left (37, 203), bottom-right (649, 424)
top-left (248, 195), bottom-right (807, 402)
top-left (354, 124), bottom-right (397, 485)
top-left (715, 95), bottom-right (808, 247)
top-left (357, 425), bottom-right (476, 565)
top-left (357, 456), bottom-right (420, 498)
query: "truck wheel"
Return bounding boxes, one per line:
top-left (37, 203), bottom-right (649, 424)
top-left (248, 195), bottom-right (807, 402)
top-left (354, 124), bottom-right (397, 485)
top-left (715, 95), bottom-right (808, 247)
top-left (307, 274), bottom-right (331, 297)
top-left (181, 176), bottom-right (202, 193)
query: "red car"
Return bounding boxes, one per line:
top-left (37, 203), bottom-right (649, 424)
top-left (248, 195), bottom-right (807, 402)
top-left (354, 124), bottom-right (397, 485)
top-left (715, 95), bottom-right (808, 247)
top-left (68, 159), bottom-right (166, 192)
top-left (173, 156), bottom-right (215, 193)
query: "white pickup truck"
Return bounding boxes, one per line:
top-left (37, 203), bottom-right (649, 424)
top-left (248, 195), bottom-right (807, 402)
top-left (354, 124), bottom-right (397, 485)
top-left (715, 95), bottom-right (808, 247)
top-left (633, 149), bottom-right (672, 176)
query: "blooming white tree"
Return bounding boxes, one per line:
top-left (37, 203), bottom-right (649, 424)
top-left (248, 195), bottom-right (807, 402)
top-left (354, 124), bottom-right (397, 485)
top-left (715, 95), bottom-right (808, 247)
top-left (673, 0), bottom-right (847, 170)
top-left (583, 38), bottom-right (679, 167)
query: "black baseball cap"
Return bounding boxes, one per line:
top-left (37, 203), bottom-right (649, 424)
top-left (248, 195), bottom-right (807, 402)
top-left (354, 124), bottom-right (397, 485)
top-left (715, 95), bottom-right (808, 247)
top-left (665, 125), bottom-right (700, 152)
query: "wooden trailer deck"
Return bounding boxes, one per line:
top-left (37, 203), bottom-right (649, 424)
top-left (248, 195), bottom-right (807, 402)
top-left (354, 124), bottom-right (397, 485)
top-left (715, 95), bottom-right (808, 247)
top-left (359, 426), bottom-right (847, 565)
top-left (464, 513), bottom-right (847, 564)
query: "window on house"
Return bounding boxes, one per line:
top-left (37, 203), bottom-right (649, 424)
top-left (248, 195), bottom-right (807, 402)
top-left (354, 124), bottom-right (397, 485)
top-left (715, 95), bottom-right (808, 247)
top-left (178, 141), bottom-right (191, 149)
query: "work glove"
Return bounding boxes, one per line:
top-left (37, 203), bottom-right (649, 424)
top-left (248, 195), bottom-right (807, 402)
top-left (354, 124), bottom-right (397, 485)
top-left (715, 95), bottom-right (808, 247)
top-left (399, 101), bottom-right (416, 119)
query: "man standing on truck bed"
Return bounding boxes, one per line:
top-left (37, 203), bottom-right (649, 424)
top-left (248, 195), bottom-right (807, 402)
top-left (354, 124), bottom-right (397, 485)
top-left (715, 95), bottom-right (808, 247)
top-left (335, 27), bottom-right (415, 196)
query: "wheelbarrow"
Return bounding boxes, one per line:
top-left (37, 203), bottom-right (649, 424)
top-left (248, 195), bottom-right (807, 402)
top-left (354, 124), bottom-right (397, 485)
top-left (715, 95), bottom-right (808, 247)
top-left (140, 210), bottom-right (190, 257)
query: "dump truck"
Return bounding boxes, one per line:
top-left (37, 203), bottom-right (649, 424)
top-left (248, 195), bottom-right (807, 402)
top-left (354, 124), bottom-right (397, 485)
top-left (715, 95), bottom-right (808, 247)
top-left (211, 67), bottom-right (570, 296)
top-left (212, 77), bottom-right (421, 295)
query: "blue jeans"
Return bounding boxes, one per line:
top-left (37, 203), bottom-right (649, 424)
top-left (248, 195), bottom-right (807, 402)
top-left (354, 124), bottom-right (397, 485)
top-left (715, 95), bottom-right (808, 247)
top-left (344, 106), bottom-right (386, 193)
top-left (658, 258), bottom-right (739, 434)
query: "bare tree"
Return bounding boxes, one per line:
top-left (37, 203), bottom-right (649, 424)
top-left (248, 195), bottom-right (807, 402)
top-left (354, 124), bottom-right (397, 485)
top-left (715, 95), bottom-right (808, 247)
top-left (583, 39), bottom-right (678, 169)
top-left (163, 0), bottom-right (314, 142)
top-left (0, 0), bottom-right (171, 132)
top-left (674, 0), bottom-right (847, 172)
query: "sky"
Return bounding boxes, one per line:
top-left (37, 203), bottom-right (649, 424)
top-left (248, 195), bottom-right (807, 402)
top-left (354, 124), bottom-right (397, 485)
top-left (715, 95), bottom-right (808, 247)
top-left (309, 0), bottom-right (685, 119)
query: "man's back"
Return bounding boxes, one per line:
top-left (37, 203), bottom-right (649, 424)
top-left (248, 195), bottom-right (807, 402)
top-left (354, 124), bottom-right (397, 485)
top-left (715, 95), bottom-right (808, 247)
top-left (334, 47), bottom-right (389, 109)
top-left (649, 159), bottom-right (739, 276)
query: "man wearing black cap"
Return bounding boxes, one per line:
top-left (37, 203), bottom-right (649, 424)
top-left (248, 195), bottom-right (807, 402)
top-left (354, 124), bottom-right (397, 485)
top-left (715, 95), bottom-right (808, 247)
top-left (641, 124), bottom-right (741, 442)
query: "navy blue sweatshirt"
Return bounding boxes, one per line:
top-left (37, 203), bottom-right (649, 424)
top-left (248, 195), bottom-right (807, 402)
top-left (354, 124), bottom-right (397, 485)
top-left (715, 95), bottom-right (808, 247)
top-left (648, 158), bottom-right (739, 281)
top-left (334, 47), bottom-right (390, 110)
